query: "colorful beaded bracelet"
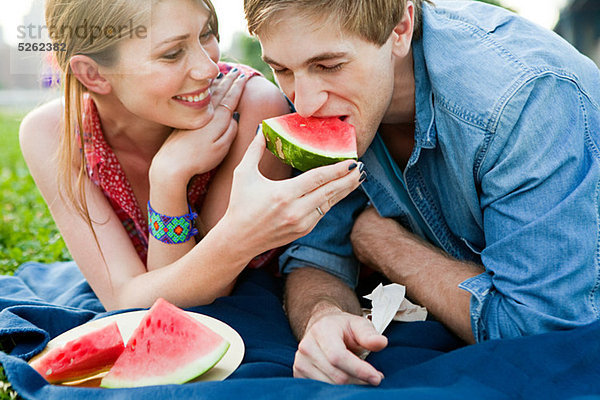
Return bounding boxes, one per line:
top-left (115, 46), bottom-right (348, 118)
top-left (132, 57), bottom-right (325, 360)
top-left (148, 202), bottom-right (198, 244)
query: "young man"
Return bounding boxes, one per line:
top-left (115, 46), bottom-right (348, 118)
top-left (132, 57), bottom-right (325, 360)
top-left (244, 0), bottom-right (600, 386)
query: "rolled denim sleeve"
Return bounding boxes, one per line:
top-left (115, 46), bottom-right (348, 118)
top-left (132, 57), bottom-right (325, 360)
top-left (462, 74), bottom-right (600, 342)
top-left (279, 187), bottom-right (369, 288)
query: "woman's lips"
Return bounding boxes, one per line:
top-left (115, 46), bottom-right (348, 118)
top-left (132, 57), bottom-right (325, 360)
top-left (172, 88), bottom-right (211, 109)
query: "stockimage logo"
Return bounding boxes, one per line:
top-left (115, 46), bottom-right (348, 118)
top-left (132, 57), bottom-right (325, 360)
top-left (16, 19), bottom-right (148, 45)
top-left (10, 16), bottom-right (148, 78)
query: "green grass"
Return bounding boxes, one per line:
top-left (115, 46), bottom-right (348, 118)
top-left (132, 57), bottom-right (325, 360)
top-left (0, 363), bottom-right (17, 400)
top-left (0, 110), bottom-right (70, 275)
top-left (0, 109), bottom-right (70, 399)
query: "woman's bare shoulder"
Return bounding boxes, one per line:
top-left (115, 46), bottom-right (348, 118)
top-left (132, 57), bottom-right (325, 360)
top-left (19, 98), bottom-right (63, 158)
top-left (238, 75), bottom-right (290, 118)
top-left (19, 98), bottom-right (63, 146)
top-left (19, 98), bottom-right (64, 176)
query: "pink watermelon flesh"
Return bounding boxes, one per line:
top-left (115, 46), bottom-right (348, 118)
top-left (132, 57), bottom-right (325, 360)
top-left (100, 298), bottom-right (230, 388)
top-left (270, 113), bottom-right (356, 154)
top-left (262, 113), bottom-right (357, 171)
top-left (31, 322), bottom-right (124, 384)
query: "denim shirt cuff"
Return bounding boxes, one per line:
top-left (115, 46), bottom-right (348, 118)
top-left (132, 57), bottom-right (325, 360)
top-left (459, 272), bottom-right (494, 342)
top-left (279, 244), bottom-right (360, 288)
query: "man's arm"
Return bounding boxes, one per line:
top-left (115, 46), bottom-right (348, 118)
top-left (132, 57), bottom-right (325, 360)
top-left (351, 207), bottom-right (482, 343)
top-left (285, 267), bottom-right (387, 385)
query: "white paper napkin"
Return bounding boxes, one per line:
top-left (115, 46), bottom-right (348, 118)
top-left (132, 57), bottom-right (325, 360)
top-left (359, 283), bottom-right (428, 359)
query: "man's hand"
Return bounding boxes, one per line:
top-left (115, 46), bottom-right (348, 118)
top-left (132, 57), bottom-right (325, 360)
top-left (294, 308), bottom-right (388, 385)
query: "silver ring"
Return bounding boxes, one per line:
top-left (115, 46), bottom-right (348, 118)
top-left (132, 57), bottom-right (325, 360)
top-left (219, 103), bottom-right (234, 113)
top-left (316, 206), bottom-right (324, 216)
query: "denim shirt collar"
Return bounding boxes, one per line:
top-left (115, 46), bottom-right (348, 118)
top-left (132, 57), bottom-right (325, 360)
top-left (355, 39), bottom-right (443, 246)
top-left (412, 38), bottom-right (438, 152)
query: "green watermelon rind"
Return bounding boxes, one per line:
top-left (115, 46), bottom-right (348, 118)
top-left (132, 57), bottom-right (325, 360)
top-left (262, 120), bottom-right (357, 172)
top-left (99, 340), bottom-right (230, 388)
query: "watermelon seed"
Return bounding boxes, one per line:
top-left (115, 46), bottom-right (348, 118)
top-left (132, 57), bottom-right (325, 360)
top-left (157, 319), bottom-right (161, 328)
top-left (45, 368), bottom-right (52, 376)
top-left (146, 318), bottom-right (151, 327)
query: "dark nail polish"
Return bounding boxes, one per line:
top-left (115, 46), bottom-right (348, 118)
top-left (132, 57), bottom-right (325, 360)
top-left (231, 67), bottom-right (238, 73)
top-left (216, 72), bottom-right (224, 79)
top-left (359, 163), bottom-right (365, 172)
top-left (238, 73), bottom-right (246, 79)
top-left (233, 112), bottom-right (240, 123)
top-left (348, 162), bottom-right (357, 171)
top-left (256, 124), bottom-right (262, 135)
top-left (359, 171), bottom-right (367, 182)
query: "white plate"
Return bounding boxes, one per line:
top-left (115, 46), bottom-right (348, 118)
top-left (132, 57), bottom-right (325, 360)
top-left (28, 310), bottom-right (245, 387)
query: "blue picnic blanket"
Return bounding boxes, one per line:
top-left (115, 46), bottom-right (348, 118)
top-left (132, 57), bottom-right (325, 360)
top-left (1, 261), bottom-right (599, 399)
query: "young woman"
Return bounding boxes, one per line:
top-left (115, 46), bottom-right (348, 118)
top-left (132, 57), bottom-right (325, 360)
top-left (19, 0), bottom-right (362, 310)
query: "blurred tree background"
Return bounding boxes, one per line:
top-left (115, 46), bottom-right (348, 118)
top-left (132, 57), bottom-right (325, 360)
top-left (223, 33), bottom-right (275, 83)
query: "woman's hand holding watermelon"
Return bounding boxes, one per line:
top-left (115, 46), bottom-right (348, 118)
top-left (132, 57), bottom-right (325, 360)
top-left (222, 133), bottom-right (363, 256)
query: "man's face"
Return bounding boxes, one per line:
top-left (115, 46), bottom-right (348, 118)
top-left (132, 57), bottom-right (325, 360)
top-left (258, 11), bottom-right (397, 156)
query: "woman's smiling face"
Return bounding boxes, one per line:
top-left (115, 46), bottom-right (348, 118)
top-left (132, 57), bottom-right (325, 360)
top-left (102, 0), bottom-right (221, 130)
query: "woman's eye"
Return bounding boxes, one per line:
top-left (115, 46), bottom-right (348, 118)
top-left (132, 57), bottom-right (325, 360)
top-left (163, 49), bottom-right (183, 60)
top-left (200, 31), bottom-right (214, 42)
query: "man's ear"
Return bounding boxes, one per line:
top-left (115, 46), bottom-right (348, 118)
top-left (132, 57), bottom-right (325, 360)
top-left (69, 55), bottom-right (112, 95)
top-left (390, 1), bottom-right (415, 58)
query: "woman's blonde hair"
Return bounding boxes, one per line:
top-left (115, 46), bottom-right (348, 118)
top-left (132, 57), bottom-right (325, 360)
top-left (245, 0), bottom-right (432, 45)
top-left (46, 0), bottom-right (219, 234)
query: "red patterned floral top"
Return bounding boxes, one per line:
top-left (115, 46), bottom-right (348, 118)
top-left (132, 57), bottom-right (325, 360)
top-left (80, 62), bottom-right (277, 268)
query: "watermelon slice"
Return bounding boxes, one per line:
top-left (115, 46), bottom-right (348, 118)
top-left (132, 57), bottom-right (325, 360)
top-left (262, 113), bottom-right (357, 171)
top-left (30, 322), bottom-right (124, 384)
top-left (100, 298), bottom-right (230, 388)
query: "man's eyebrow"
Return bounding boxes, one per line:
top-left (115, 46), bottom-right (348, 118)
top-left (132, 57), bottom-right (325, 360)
top-left (262, 52), bottom-right (348, 68)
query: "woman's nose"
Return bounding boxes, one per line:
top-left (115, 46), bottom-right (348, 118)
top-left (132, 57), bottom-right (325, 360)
top-left (189, 46), bottom-right (219, 81)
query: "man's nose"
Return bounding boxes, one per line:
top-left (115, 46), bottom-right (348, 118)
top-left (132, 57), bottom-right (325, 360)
top-left (292, 75), bottom-right (327, 118)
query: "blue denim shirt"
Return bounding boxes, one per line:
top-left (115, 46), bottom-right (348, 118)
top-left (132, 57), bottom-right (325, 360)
top-left (280, 1), bottom-right (600, 342)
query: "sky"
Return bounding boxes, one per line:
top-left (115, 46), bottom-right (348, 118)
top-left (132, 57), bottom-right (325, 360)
top-left (0, 0), bottom-right (569, 50)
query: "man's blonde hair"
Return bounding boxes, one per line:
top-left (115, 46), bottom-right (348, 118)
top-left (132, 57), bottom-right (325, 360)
top-left (244, 0), bottom-right (431, 46)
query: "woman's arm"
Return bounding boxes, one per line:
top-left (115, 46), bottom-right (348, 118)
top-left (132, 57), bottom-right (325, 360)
top-left (19, 99), bottom-right (146, 309)
top-left (146, 70), bottom-right (247, 271)
top-left (144, 72), bottom-right (290, 285)
top-left (20, 102), bottom-right (253, 310)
